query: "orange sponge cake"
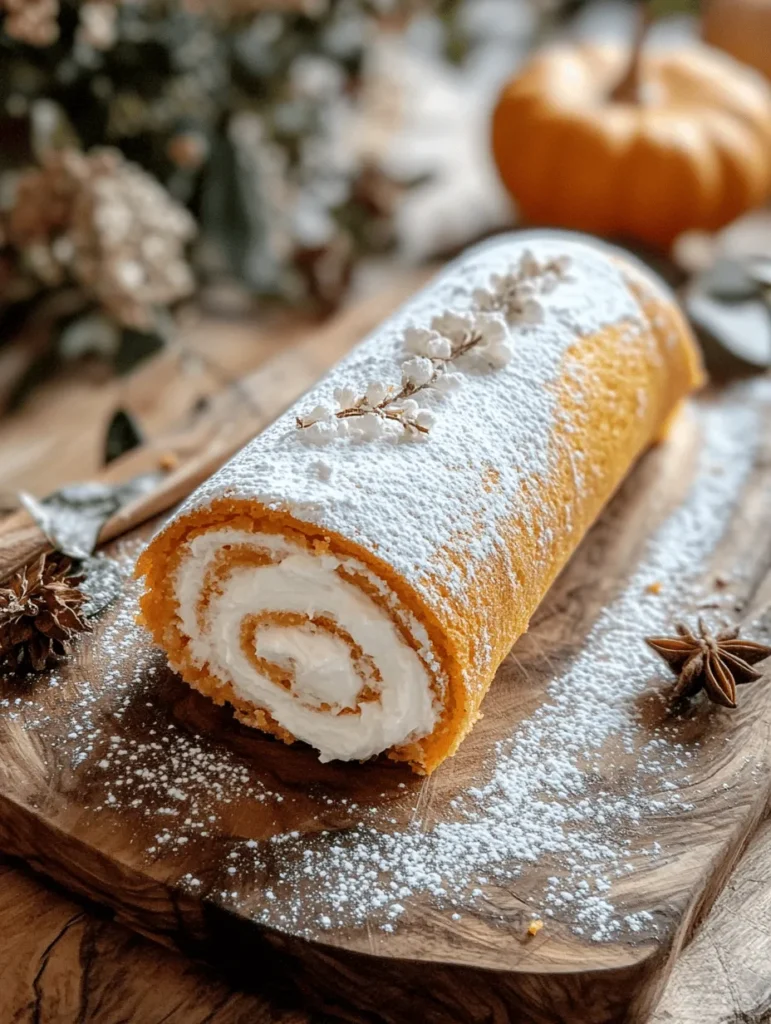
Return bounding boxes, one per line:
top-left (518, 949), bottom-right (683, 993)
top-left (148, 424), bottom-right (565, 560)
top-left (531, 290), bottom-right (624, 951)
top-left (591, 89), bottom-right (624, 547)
top-left (136, 233), bottom-right (704, 774)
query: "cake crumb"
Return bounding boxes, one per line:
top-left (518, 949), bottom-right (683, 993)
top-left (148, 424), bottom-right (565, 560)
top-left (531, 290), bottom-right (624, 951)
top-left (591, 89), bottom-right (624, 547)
top-left (159, 451), bottom-right (180, 472)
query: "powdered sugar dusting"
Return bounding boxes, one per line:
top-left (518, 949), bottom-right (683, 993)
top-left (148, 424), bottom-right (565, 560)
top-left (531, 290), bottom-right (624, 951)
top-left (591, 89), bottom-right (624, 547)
top-left (294, 250), bottom-right (570, 443)
top-left (216, 386), bottom-right (770, 941)
top-left (177, 236), bottom-right (645, 621)
top-left (155, 235), bottom-right (667, 729)
top-left (3, 382), bottom-right (769, 950)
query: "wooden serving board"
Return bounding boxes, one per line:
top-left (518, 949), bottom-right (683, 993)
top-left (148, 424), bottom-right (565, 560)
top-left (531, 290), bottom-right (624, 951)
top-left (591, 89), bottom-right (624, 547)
top-left (1, 380), bottom-right (771, 1024)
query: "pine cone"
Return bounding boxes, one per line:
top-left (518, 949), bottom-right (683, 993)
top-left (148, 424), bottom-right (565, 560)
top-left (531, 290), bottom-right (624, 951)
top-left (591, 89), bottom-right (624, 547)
top-left (0, 555), bottom-right (91, 674)
top-left (4, 148), bottom-right (196, 328)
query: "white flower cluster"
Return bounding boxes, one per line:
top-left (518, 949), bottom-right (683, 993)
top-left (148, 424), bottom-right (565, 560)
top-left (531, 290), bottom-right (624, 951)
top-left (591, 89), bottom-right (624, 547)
top-left (298, 379), bottom-right (437, 444)
top-left (474, 250), bottom-right (571, 324)
top-left (297, 249), bottom-right (571, 445)
top-left (405, 311), bottom-right (512, 370)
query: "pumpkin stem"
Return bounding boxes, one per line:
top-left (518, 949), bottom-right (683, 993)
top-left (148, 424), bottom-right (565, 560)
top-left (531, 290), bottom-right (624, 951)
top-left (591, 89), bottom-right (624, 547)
top-left (610, 2), bottom-right (654, 104)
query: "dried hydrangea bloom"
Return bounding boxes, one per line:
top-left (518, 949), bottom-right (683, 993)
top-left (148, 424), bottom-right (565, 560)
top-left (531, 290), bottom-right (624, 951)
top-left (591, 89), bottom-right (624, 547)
top-left (1, 0), bottom-right (60, 46)
top-left (3, 147), bottom-right (196, 328)
top-left (76, 1), bottom-right (117, 50)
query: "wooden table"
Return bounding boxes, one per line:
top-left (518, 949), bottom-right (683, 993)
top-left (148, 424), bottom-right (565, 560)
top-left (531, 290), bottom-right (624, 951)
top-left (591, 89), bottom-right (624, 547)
top-left (1, 284), bottom-right (771, 1024)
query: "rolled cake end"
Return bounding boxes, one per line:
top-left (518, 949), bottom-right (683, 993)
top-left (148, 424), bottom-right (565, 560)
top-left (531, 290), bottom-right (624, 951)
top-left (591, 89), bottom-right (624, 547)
top-left (136, 498), bottom-right (469, 775)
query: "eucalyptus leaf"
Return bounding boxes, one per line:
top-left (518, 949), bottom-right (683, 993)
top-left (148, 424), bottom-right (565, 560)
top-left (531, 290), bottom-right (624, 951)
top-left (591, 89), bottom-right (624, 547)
top-left (104, 408), bottom-right (144, 465)
top-left (19, 472), bottom-right (163, 560)
top-left (700, 257), bottom-right (760, 303)
top-left (114, 327), bottom-right (166, 375)
top-left (199, 123), bottom-right (290, 294)
top-left (59, 312), bottom-right (120, 361)
top-left (199, 133), bottom-right (251, 279)
top-left (748, 258), bottom-right (771, 289)
top-left (685, 283), bottom-right (771, 377)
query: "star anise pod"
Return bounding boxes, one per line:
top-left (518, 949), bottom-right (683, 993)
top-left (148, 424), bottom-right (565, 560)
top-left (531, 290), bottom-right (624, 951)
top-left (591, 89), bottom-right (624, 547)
top-left (645, 618), bottom-right (771, 708)
top-left (0, 554), bottom-right (91, 674)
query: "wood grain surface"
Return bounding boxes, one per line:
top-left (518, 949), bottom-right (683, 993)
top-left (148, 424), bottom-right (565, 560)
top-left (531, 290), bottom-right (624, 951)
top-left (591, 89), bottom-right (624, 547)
top-left (0, 857), bottom-right (311, 1024)
top-left (1, 379), bottom-right (771, 1024)
top-left (0, 16), bottom-right (769, 1014)
top-left (2, 266), bottom-right (771, 1024)
top-left (651, 818), bottom-right (771, 1024)
top-left (9, 796), bottom-right (771, 1024)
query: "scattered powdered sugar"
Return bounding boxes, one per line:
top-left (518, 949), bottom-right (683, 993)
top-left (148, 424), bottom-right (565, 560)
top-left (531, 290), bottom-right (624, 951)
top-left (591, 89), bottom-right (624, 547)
top-left (211, 382), bottom-right (771, 941)
top-left (0, 544), bottom-right (284, 843)
top-left (79, 552), bottom-right (125, 616)
top-left (156, 233), bottom-right (676, 721)
top-left (2, 383), bottom-right (770, 950)
top-left (311, 458), bottom-right (332, 482)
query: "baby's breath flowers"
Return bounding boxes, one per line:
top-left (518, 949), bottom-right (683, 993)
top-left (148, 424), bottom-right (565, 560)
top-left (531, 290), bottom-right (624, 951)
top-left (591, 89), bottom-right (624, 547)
top-left (297, 313), bottom-right (507, 444)
top-left (296, 249), bottom-right (572, 445)
top-left (419, 312), bottom-right (512, 370)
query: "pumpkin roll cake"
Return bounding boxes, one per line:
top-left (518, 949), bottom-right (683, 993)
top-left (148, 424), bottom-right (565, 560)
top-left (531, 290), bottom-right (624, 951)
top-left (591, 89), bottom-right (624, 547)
top-left (137, 233), bottom-right (704, 774)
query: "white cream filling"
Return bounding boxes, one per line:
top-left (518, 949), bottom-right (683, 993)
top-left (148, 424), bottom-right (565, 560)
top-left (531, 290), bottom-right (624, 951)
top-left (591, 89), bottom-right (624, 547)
top-left (174, 530), bottom-right (440, 762)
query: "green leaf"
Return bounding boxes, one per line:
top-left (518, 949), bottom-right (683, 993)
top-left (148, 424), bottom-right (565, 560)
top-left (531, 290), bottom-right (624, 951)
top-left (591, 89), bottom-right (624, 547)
top-left (647, 0), bottom-right (701, 19)
top-left (199, 125), bottom-right (289, 294)
top-left (59, 312), bottom-right (120, 361)
top-left (30, 99), bottom-right (81, 161)
top-left (685, 281), bottom-right (771, 377)
top-left (113, 327), bottom-right (165, 375)
top-left (103, 407), bottom-right (143, 465)
top-left (699, 258), bottom-right (759, 303)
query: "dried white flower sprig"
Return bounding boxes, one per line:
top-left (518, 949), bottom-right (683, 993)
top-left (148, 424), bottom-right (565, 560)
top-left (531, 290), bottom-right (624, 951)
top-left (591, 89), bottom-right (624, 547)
top-left (296, 249), bottom-right (571, 445)
top-left (296, 313), bottom-right (507, 443)
top-left (474, 251), bottom-right (571, 323)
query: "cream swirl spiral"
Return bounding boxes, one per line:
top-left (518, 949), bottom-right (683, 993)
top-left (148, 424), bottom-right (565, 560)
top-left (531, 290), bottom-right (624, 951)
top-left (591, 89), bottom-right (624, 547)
top-left (173, 530), bottom-right (441, 762)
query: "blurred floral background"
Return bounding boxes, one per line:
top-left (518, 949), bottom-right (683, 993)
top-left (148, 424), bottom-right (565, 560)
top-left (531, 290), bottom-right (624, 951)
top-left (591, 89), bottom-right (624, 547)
top-left (1, 0), bottom-right (771, 420)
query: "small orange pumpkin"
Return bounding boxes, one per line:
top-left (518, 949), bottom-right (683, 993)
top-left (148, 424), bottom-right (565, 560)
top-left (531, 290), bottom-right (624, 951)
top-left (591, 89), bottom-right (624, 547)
top-left (703, 0), bottom-right (771, 81)
top-left (492, 36), bottom-right (771, 249)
